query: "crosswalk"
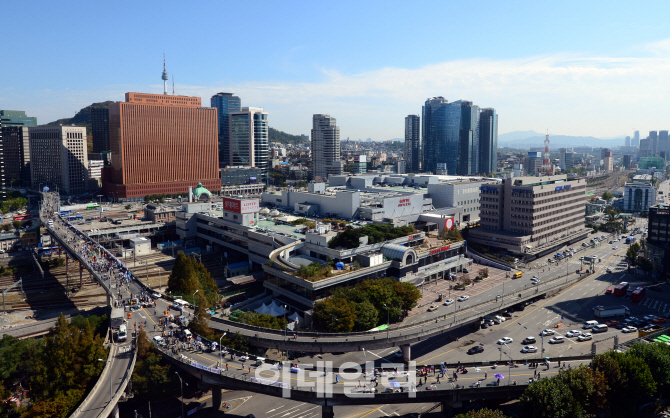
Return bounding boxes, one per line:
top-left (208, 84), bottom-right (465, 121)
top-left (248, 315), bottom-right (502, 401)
top-left (640, 297), bottom-right (670, 316)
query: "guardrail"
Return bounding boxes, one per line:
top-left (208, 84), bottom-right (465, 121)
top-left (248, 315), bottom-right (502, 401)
top-left (69, 344), bottom-right (117, 418)
top-left (98, 341), bottom-right (137, 418)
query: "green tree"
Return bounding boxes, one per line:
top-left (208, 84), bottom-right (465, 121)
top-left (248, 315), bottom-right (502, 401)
top-left (124, 204), bottom-right (132, 210)
top-left (626, 242), bottom-right (641, 267)
top-left (455, 409), bottom-right (508, 418)
top-left (312, 297), bottom-right (356, 332)
top-left (554, 365), bottom-right (608, 415)
top-left (131, 330), bottom-right (177, 400)
top-left (602, 191), bottom-right (613, 201)
top-left (520, 377), bottom-right (585, 418)
top-left (12, 220), bottom-right (21, 231)
top-left (592, 350), bottom-right (657, 418)
top-left (167, 252), bottom-right (201, 297)
top-left (627, 341), bottom-right (670, 401)
top-left (353, 301), bottom-right (378, 331)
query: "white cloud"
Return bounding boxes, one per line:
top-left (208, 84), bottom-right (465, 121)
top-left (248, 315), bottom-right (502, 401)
top-left (10, 39), bottom-right (670, 140)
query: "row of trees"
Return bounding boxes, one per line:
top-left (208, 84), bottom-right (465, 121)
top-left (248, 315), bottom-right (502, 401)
top-left (235, 312), bottom-right (287, 330)
top-left (0, 313), bottom-right (108, 417)
top-left (167, 251), bottom-right (220, 308)
top-left (0, 197), bottom-right (27, 214)
top-left (327, 224), bottom-right (416, 249)
top-left (312, 278), bottom-right (421, 332)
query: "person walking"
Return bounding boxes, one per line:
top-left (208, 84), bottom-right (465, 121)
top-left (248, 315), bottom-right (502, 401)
top-left (485, 371), bottom-right (487, 379)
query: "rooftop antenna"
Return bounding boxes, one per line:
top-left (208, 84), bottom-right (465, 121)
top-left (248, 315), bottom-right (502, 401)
top-left (161, 53), bottom-right (169, 95)
top-left (172, 74), bottom-right (174, 95)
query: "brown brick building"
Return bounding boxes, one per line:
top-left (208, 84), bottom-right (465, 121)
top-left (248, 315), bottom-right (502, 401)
top-left (103, 93), bottom-right (220, 201)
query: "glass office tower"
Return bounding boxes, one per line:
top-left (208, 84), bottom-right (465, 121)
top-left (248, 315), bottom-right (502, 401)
top-left (478, 108), bottom-right (498, 175)
top-left (229, 107), bottom-right (268, 174)
top-left (211, 93), bottom-right (242, 168)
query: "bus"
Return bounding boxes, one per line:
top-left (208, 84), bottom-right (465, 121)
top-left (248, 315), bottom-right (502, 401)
top-left (513, 271), bottom-right (523, 279)
top-left (613, 282), bottom-right (629, 296)
top-left (625, 237), bottom-right (637, 245)
top-left (86, 204), bottom-right (100, 210)
top-left (13, 214), bottom-right (32, 221)
top-left (631, 287), bottom-right (646, 302)
top-left (66, 215), bottom-right (83, 221)
top-left (60, 210), bottom-right (72, 216)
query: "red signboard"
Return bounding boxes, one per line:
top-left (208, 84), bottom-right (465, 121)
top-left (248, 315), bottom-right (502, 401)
top-left (444, 218), bottom-right (454, 230)
top-left (222, 198), bottom-right (259, 214)
top-left (398, 198), bottom-right (411, 207)
top-left (430, 245), bottom-right (451, 255)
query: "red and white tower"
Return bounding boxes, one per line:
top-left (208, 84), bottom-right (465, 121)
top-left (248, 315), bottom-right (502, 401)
top-left (541, 132), bottom-right (553, 175)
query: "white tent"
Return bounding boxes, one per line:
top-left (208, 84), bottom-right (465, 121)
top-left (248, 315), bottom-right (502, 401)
top-left (255, 303), bottom-right (271, 315)
top-left (268, 304), bottom-right (286, 317)
top-left (288, 312), bottom-right (303, 323)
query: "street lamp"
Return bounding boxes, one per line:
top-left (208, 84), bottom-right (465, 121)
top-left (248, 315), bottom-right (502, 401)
top-left (155, 268), bottom-right (161, 290)
top-left (98, 358), bottom-right (112, 402)
top-left (502, 343), bottom-right (512, 386)
top-left (219, 332), bottom-right (227, 367)
top-left (362, 347), bottom-right (367, 375)
top-left (175, 372), bottom-right (188, 418)
top-left (383, 304), bottom-right (390, 339)
top-left (192, 290), bottom-right (199, 309)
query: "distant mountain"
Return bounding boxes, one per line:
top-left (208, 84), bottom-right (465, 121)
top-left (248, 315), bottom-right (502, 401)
top-left (498, 130), bottom-right (544, 142)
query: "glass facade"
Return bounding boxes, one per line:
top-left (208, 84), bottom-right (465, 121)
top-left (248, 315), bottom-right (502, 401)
top-left (0, 110), bottom-right (37, 127)
top-left (91, 107), bottom-right (110, 152)
top-left (229, 107), bottom-right (268, 174)
top-left (478, 108), bottom-right (498, 175)
top-left (210, 93), bottom-right (242, 168)
top-left (221, 167), bottom-right (263, 185)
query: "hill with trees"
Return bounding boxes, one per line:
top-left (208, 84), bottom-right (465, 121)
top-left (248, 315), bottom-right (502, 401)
top-left (46, 101), bottom-right (117, 135)
top-left (269, 127), bottom-right (307, 144)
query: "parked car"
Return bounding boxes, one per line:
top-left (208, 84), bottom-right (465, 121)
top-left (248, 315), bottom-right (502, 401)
top-left (521, 345), bottom-right (538, 353)
top-left (605, 320), bottom-right (620, 327)
top-left (605, 289), bottom-right (613, 295)
top-left (566, 330), bottom-right (582, 338)
top-left (549, 336), bottom-right (565, 344)
top-left (653, 317), bottom-right (667, 324)
top-left (577, 333), bottom-right (592, 341)
top-left (497, 337), bottom-right (513, 345)
top-left (622, 326), bottom-right (637, 333)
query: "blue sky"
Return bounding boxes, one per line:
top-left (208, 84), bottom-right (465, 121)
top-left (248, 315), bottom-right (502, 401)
top-left (3, 0), bottom-right (670, 140)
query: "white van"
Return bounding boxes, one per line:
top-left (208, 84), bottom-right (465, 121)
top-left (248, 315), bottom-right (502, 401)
top-left (583, 320), bottom-right (598, 329)
top-left (592, 324), bottom-right (608, 333)
top-left (118, 324), bottom-right (127, 342)
top-left (183, 329), bottom-right (192, 339)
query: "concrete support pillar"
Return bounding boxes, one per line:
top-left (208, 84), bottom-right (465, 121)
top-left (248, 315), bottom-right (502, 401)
top-left (322, 405), bottom-right (334, 418)
top-left (211, 386), bottom-right (222, 410)
top-left (111, 404), bottom-right (119, 418)
top-left (441, 401), bottom-right (462, 418)
top-left (401, 344), bottom-right (411, 362)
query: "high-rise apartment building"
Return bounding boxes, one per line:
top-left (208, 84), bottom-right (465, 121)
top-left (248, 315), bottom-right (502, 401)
top-left (640, 138), bottom-right (652, 157)
top-left (0, 110), bottom-right (37, 127)
top-left (211, 92), bottom-right (242, 168)
top-left (478, 108), bottom-right (498, 176)
top-left (311, 114), bottom-right (342, 180)
top-left (525, 151), bottom-right (544, 174)
top-left (633, 131), bottom-right (640, 148)
top-left (29, 126), bottom-right (88, 195)
top-left (404, 115), bottom-right (420, 173)
top-left (659, 130), bottom-right (669, 158)
top-left (470, 174), bottom-right (588, 256)
top-left (647, 205), bottom-right (670, 280)
top-left (91, 107), bottom-right (110, 153)
top-left (104, 93), bottom-right (219, 201)
top-left (422, 97), bottom-right (492, 176)
top-left (625, 136), bottom-right (631, 147)
top-left (623, 175), bottom-right (656, 212)
top-left (229, 107), bottom-right (269, 175)
top-left (650, 131), bottom-right (659, 155)
top-left (1, 126), bottom-right (31, 187)
top-left (623, 154), bottom-right (632, 169)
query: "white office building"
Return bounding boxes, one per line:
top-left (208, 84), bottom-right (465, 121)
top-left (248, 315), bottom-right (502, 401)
top-left (623, 175), bottom-right (657, 212)
top-left (29, 126), bottom-right (88, 195)
top-left (311, 114), bottom-right (343, 180)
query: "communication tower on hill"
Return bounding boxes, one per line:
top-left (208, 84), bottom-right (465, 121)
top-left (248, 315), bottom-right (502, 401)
top-left (162, 53), bottom-right (169, 95)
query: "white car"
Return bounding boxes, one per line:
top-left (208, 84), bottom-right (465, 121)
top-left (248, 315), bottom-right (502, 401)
top-left (521, 345), bottom-right (538, 353)
top-left (566, 330), bottom-right (582, 338)
top-left (497, 337), bottom-right (513, 345)
top-left (549, 336), bottom-right (565, 344)
top-left (531, 278), bottom-right (540, 285)
top-left (644, 315), bottom-right (657, 321)
top-left (531, 276), bottom-right (538, 280)
top-left (457, 295), bottom-right (469, 302)
top-left (622, 326), bottom-right (637, 333)
top-left (151, 292), bottom-right (161, 299)
top-left (443, 299), bottom-right (454, 306)
top-left (540, 329), bottom-right (555, 336)
top-left (612, 246), bottom-right (618, 250)
top-left (578, 333), bottom-right (592, 341)
top-left (238, 355), bottom-right (250, 361)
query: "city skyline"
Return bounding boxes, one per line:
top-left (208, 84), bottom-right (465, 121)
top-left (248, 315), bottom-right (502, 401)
top-left (4, 2), bottom-right (670, 141)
